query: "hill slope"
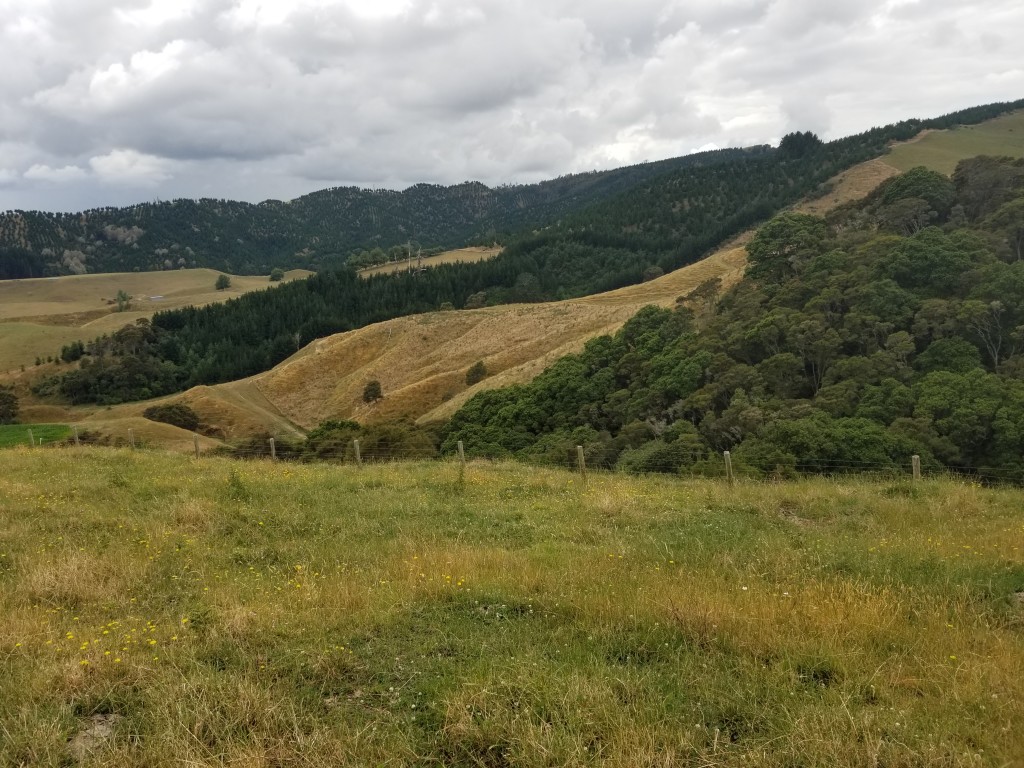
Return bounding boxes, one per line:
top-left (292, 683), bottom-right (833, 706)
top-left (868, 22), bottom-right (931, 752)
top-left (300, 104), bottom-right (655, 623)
top-left (0, 268), bottom-right (309, 372)
top-left (0, 148), bottom-right (763, 277)
top-left (24, 105), bottom-right (1024, 445)
top-left (884, 109), bottom-right (1024, 174)
top-left (186, 117), bottom-right (1022, 438)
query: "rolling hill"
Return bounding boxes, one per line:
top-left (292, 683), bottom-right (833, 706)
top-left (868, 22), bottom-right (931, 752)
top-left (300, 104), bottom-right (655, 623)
top-left (10, 105), bottom-right (1024, 448)
top-left (144, 114), bottom-right (1024, 443)
top-left (0, 268), bottom-right (310, 373)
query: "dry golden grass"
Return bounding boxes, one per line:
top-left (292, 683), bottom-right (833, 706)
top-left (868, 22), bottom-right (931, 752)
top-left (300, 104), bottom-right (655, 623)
top-left (0, 268), bottom-right (310, 372)
top-left (70, 416), bottom-right (222, 452)
top-left (358, 246), bottom-right (502, 278)
top-left (250, 243), bottom-right (749, 430)
top-left (794, 158), bottom-right (900, 216)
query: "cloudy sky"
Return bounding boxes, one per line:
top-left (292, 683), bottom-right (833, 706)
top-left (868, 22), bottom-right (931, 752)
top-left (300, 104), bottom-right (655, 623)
top-left (1, 0), bottom-right (1022, 212)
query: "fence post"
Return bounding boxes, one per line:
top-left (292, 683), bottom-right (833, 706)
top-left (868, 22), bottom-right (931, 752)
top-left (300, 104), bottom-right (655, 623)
top-left (911, 454), bottom-right (921, 482)
top-left (193, 434), bottom-right (200, 459)
top-left (269, 437), bottom-right (276, 460)
top-left (353, 439), bottom-right (362, 467)
top-left (457, 440), bottom-right (466, 471)
top-left (724, 450), bottom-right (734, 485)
top-left (27, 429), bottom-right (34, 447)
top-left (73, 426), bottom-right (80, 447)
top-left (129, 428), bottom-right (135, 449)
top-left (576, 445), bottom-right (587, 483)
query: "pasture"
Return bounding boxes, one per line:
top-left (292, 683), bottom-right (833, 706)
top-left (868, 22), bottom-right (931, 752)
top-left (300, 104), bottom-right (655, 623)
top-left (358, 246), bottom-right (502, 278)
top-left (1, 448), bottom-right (1022, 766)
top-left (0, 423), bottom-right (70, 448)
top-left (0, 268), bottom-right (310, 373)
top-left (885, 109), bottom-right (1024, 174)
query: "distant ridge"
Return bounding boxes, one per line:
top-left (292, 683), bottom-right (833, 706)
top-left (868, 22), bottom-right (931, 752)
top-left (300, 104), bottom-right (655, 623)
top-left (0, 147), bottom-right (765, 278)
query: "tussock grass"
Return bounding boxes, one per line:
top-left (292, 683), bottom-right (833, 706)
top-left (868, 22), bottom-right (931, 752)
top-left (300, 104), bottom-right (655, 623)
top-left (1, 448), bottom-right (1022, 766)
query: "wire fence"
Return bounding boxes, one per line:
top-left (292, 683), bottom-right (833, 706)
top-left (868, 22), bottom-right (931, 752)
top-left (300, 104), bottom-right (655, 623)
top-left (11, 425), bottom-right (1024, 488)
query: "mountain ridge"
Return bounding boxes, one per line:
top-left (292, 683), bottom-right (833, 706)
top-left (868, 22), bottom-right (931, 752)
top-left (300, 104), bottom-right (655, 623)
top-left (0, 147), bottom-right (766, 278)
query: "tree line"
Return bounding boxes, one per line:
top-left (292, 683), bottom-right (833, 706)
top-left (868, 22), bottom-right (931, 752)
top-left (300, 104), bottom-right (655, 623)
top-left (0, 148), bottom-right (758, 278)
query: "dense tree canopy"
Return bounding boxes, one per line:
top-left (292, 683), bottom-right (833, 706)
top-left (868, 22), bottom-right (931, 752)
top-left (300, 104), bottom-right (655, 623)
top-left (444, 157), bottom-right (1024, 481)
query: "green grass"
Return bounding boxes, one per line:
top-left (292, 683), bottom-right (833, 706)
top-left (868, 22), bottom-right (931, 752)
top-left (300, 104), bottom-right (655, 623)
top-left (886, 109), bottom-right (1024, 174)
top-left (0, 423), bottom-right (71, 448)
top-left (1, 448), bottom-right (1023, 766)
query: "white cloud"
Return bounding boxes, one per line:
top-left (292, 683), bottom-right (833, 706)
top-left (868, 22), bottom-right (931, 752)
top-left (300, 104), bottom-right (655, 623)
top-left (0, 0), bottom-right (1021, 211)
top-left (89, 149), bottom-right (175, 185)
top-left (23, 164), bottom-right (88, 183)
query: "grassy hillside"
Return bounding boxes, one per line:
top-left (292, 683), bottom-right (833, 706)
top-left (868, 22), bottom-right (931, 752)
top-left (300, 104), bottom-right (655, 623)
top-left (0, 268), bottom-right (309, 372)
top-left (358, 246), bottom-right (502, 278)
top-left (885, 110), bottom-right (1024, 174)
top-left (1, 448), bottom-right (1022, 766)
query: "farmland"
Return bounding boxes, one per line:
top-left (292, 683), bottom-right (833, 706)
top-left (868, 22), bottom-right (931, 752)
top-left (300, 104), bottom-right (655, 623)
top-left (0, 268), bottom-right (310, 373)
top-left (358, 246), bottom-right (502, 278)
top-left (1, 448), bottom-right (1022, 766)
top-left (884, 109), bottom-right (1024, 174)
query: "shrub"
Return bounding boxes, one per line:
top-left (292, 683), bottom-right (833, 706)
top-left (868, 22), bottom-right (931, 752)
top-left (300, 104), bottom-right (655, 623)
top-left (465, 361), bottom-right (488, 386)
top-left (0, 387), bottom-right (18, 424)
top-left (363, 380), bottom-right (383, 403)
top-left (143, 403), bottom-right (200, 431)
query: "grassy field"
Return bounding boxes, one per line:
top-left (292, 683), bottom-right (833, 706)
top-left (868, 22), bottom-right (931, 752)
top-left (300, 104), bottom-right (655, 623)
top-left (0, 323), bottom-right (91, 373)
top-left (1, 448), bottom-right (1022, 766)
top-left (358, 247), bottom-right (502, 278)
top-left (0, 268), bottom-right (311, 373)
top-left (885, 109), bottom-right (1024, 174)
top-left (0, 423), bottom-right (70, 448)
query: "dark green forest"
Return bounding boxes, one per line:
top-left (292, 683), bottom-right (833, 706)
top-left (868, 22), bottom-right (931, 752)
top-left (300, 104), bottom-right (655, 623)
top-left (443, 156), bottom-right (1024, 481)
top-left (0, 147), bottom-right (762, 278)
top-left (29, 100), bottom-right (1024, 405)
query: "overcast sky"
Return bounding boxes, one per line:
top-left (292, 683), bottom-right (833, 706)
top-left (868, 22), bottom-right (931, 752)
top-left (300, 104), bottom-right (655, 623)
top-left (1, 0), bottom-right (1022, 212)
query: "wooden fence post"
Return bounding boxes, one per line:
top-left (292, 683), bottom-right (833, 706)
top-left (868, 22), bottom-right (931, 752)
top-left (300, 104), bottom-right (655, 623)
top-left (911, 454), bottom-right (921, 481)
top-left (576, 445), bottom-right (587, 483)
top-left (724, 450), bottom-right (734, 485)
top-left (73, 426), bottom-right (80, 447)
top-left (27, 429), bottom-right (34, 447)
top-left (353, 439), bottom-right (362, 467)
top-left (457, 440), bottom-right (466, 471)
top-left (269, 438), bottom-right (276, 460)
top-left (194, 434), bottom-right (200, 459)
top-left (129, 429), bottom-right (135, 449)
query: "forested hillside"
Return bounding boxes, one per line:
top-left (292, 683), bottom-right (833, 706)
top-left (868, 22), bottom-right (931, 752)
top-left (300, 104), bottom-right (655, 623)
top-left (444, 156), bottom-right (1024, 480)
top-left (0, 148), bottom-right (760, 279)
top-left (29, 101), bottom-right (1024, 405)
top-left (4, 101), bottom-right (1021, 282)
